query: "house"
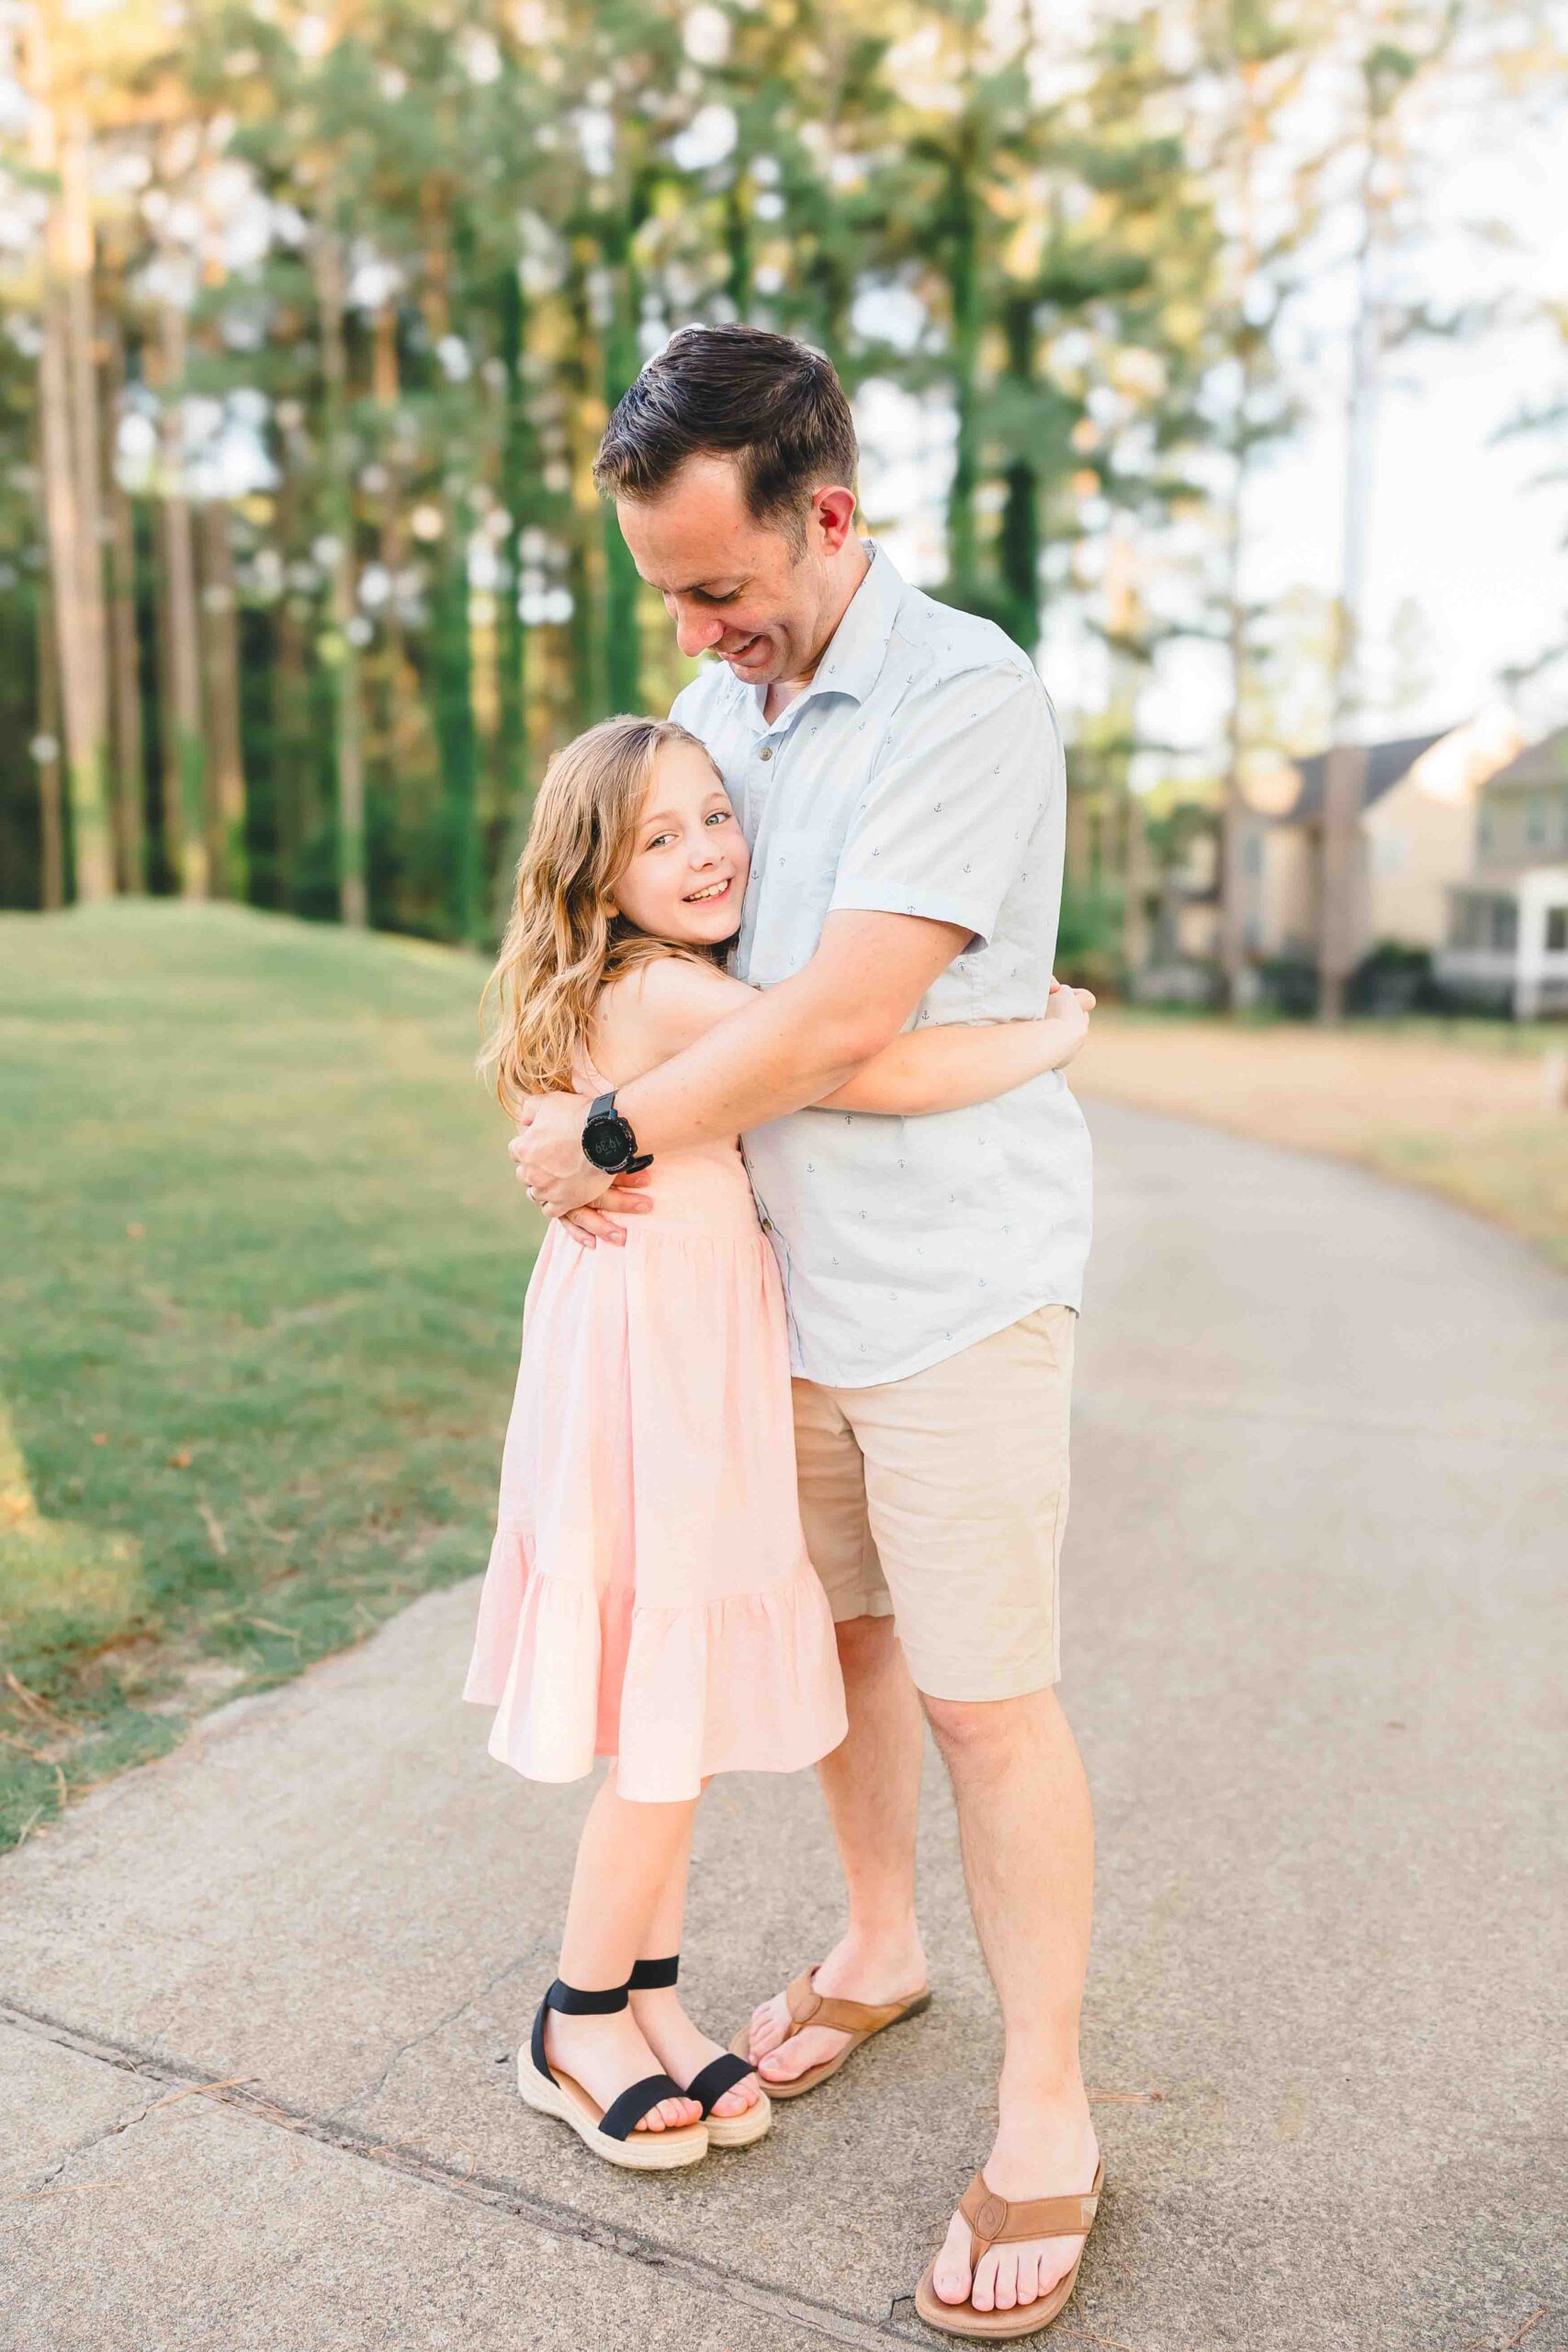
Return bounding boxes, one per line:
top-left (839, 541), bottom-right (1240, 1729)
top-left (1236, 709), bottom-right (1526, 974)
top-left (1437, 724), bottom-right (1568, 1016)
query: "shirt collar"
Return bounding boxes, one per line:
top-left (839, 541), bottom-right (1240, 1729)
top-left (805, 540), bottom-right (904, 707)
top-left (728, 539), bottom-right (904, 732)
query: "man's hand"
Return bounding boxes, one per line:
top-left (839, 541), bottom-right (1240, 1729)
top-left (508, 1092), bottom-right (654, 1250)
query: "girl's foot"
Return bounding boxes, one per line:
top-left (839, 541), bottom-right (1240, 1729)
top-left (543, 2005), bottom-right (703, 2132)
top-left (630, 1982), bottom-right (761, 2119)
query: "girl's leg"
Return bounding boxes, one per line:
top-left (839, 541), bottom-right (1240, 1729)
top-left (637, 1792), bottom-right (696, 1964)
top-left (545, 1771), bottom-right (703, 2132)
top-left (626, 1786), bottom-right (761, 2119)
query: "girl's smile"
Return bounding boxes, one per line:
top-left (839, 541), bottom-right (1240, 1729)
top-left (612, 740), bottom-right (750, 948)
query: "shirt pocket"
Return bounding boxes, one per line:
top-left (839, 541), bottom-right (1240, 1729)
top-left (746, 828), bottom-right (837, 980)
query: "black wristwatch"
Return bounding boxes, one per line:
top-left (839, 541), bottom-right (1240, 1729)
top-left (581, 1091), bottom-right (652, 1176)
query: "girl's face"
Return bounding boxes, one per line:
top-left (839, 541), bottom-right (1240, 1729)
top-left (611, 740), bottom-right (750, 948)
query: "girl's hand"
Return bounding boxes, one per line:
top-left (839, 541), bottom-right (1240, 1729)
top-left (1046, 974), bottom-right (1096, 1016)
top-left (547, 1171), bottom-right (655, 1249)
top-left (553, 1173), bottom-right (652, 1249)
top-left (1043, 978), bottom-right (1095, 1062)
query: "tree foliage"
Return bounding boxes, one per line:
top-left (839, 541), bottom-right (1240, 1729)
top-left (0, 0), bottom-right (1530, 959)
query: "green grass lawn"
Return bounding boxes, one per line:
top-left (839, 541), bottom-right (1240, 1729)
top-left (0, 901), bottom-right (539, 1851)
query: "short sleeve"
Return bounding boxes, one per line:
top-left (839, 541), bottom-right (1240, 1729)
top-left (828, 664), bottom-right (1058, 947)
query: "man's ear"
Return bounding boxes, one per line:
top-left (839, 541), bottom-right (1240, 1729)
top-left (812, 485), bottom-right (858, 555)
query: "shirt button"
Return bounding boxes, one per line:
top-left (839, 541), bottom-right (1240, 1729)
top-left (758, 746), bottom-right (773, 762)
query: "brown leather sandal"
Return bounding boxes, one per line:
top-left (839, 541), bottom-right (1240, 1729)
top-left (728, 1963), bottom-right (931, 2099)
top-left (913, 2157), bottom-right (1104, 2338)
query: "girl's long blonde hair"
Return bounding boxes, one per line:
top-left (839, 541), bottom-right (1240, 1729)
top-left (479, 714), bottom-right (726, 1115)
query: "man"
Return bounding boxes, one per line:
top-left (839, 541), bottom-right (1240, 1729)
top-left (512, 324), bottom-right (1099, 2333)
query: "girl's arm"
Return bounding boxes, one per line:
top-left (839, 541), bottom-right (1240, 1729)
top-left (819, 988), bottom-right (1093, 1114)
top-left (594, 959), bottom-right (1092, 1119)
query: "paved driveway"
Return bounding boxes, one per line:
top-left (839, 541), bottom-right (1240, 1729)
top-left (6, 1102), bottom-right (1564, 2351)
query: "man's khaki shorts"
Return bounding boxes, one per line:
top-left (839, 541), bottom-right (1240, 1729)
top-left (792, 1304), bottom-right (1076, 1704)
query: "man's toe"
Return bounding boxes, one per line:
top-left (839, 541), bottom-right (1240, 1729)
top-left (931, 2217), bottom-right (973, 2307)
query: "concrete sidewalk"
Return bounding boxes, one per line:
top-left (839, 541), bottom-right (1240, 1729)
top-left (6, 1102), bottom-right (1565, 2352)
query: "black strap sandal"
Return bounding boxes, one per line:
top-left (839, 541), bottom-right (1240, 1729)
top-left (517, 1977), bottom-right (708, 2171)
top-left (628, 1955), bottom-right (772, 2147)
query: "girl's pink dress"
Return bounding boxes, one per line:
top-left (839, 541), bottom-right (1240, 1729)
top-left (464, 1063), bottom-right (848, 1804)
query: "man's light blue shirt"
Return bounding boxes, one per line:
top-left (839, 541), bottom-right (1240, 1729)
top-left (669, 542), bottom-right (1092, 1389)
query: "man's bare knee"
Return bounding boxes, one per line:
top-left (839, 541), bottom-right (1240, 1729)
top-left (923, 1685), bottom-right (1055, 1763)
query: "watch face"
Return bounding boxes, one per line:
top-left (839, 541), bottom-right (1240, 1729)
top-left (584, 1113), bottom-right (636, 1171)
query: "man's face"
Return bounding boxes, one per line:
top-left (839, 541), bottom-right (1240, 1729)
top-left (616, 455), bottom-right (839, 688)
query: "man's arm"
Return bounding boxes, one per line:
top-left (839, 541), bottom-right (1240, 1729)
top-left (513, 908), bottom-right (969, 1214)
top-left (518, 656), bottom-right (1058, 1219)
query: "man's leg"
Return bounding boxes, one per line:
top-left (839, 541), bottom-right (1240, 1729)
top-left (744, 1384), bottom-right (929, 2085)
top-left (923, 1686), bottom-right (1098, 2315)
top-left (848, 1305), bottom-right (1095, 2316)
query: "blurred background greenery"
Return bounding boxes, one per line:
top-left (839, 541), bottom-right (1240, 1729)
top-left (5, 0), bottom-right (1567, 1013)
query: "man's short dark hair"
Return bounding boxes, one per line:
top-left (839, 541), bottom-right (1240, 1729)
top-left (592, 324), bottom-right (858, 548)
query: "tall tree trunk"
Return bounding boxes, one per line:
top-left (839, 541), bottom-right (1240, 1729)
top-left (422, 188), bottom-right (481, 939)
top-left (725, 173), bottom-right (752, 315)
top-left (272, 437), bottom-right (309, 908)
top-left (998, 297), bottom-right (1040, 655)
top-left (495, 262), bottom-right (531, 811)
top-left (197, 503), bottom-right (248, 898)
top-left (36, 584), bottom-right (65, 911)
top-left (313, 221), bottom-right (367, 928)
top-left (1319, 112), bottom-right (1382, 1022)
top-left (152, 278), bottom-right (209, 898)
top-left (944, 150), bottom-right (983, 610)
top-left (101, 299), bottom-right (146, 891)
top-left (1217, 458), bottom-right (1252, 1008)
top-left (60, 111), bottom-right (113, 831)
top-left (601, 200), bottom-right (643, 712)
top-left (1104, 531), bottom-right (1145, 982)
top-left (564, 254), bottom-right (605, 730)
top-left (27, 11), bottom-right (114, 900)
top-left (434, 499), bottom-right (479, 943)
top-left (1215, 62), bottom-right (1261, 1013)
top-left (370, 301), bottom-right (413, 776)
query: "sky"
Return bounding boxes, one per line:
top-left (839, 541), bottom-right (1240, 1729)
top-left (863, 40), bottom-right (1568, 781)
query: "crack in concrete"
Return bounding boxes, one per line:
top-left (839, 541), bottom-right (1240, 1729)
top-left (17, 2038), bottom-right (176, 2191)
top-left (4, 1997), bottom-right (935, 2349)
top-left (324, 1939), bottom-right (546, 2126)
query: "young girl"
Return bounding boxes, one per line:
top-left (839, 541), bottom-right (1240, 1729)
top-left (466, 714), bottom-right (1091, 2173)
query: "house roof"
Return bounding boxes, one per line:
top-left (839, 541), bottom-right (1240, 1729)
top-left (1287, 731), bottom-right (1449, 824)
top-left (1477, 723), bottom-right (1568, 793)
